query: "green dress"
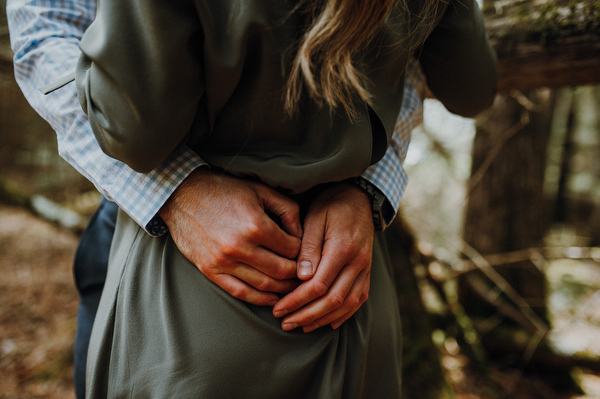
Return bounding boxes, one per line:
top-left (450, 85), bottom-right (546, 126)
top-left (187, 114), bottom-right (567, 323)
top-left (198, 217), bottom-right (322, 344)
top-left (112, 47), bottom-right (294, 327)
top-left (76, 0), bottom-right (497, 397)
top-left (87, 210), bottom-right (402, 398)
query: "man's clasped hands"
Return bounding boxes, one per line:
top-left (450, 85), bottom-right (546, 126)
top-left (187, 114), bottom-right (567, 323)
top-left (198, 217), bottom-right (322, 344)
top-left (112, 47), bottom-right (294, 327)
top-left (158, 168), bottom-right (375, 333)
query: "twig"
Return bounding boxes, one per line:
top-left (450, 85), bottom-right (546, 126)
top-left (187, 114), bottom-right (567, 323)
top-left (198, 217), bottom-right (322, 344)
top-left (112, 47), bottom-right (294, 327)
top-left (458, 239), bottom-right (549, 336)
top-left (466, 273), bottom-right (539, 333)
top-left (522, 328), bottom-right (546, 367)
top-left (455, 241), bottom-right (550, 384)
top-left (419, 126), bottom-right (454, 163)
top-left (510, 89), bottom-right (546, 112)
top-left (467, 110), bottom-right (529, 196)
top-left (454, 246), bottom-right (600, 274)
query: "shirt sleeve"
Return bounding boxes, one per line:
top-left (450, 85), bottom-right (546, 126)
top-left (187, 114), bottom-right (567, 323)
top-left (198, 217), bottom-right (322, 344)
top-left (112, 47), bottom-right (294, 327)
top-left (7, 0), bottom-right (206, 236)
top-left (361, 59), bottom-right (426, 226)
top-left (75, 0), bottom-right (204, 174)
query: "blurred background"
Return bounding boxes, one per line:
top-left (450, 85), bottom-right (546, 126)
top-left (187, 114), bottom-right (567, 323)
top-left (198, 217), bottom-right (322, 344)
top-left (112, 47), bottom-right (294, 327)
top-left (1, 0), bottom-right (600, 398)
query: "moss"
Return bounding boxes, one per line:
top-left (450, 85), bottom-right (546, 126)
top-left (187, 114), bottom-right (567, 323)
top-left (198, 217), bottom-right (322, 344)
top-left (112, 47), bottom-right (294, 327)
top-left (525, 0), bottom-right (600, 38)
top-left (514, 1), bottom-right (532, 20)
top-left (486, 0), bottom-right (600, 43)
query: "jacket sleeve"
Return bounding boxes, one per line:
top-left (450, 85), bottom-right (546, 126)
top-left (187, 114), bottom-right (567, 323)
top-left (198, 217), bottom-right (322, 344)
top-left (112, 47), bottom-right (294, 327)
top-left (419, 0), bottom-right (498, 117)
top-left (76, 0), bottom-right (205, 173)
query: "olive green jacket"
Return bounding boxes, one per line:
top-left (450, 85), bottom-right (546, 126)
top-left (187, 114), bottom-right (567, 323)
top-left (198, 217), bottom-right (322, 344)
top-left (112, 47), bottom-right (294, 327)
top-left (76, 0), bottom-right (497, 193)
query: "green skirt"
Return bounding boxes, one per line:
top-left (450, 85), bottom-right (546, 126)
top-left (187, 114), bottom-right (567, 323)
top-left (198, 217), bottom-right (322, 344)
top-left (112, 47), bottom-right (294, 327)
top-left (86, 210), bottom-right (402, 398)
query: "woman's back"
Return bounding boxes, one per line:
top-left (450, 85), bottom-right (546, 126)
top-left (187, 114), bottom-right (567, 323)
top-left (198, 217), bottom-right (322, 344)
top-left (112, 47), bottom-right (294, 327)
top-left (77, 0), bottom-right (495, 192)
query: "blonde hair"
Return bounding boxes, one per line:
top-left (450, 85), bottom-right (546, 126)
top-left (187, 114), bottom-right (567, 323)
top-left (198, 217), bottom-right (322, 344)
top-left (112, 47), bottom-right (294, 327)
top-left (284, 0), bottom-right (441, 118)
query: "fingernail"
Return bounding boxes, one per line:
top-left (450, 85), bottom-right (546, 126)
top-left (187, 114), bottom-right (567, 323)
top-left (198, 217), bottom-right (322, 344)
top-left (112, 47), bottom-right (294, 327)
top-left (273, 309), bottom-right (288, 318)
top-left (298, 260), bottom-right (313, 277)
top-left (303, 324), bottom-right (319, 333)
top-left (282, 322), bottom-right (298, 331)
top-left (331, 321), bottom-right (343, 330)
top-left (267, 300), bottom-right (278, 307)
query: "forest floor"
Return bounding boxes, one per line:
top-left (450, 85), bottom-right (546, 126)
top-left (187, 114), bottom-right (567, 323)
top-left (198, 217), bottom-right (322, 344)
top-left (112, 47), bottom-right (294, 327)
top-left (0, 205), bottom-right (78, 399)
top-left (2, 202), bottom-right (600, 399)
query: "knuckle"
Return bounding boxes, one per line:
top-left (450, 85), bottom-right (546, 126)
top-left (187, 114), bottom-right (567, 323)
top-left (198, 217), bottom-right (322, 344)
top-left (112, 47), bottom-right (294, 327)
top-left (273, 266), bottom-right (295, 280)
top-left (347, 237), bottom-right (361, 252)
top-left (291, 202), bottom-right (300, 216)
top-left (301, 243), bottom-right (320, 257)
top-left (346, 293), bottom-right (361, 309)
top-left (360, 290), bottom-right (369, 304)
top-left (242, 219), bottom-right (263, 238)
top-left (227, 285), bottom-right (247, 301)
top-left (281, 201), bottom-right (300, 218)
top-left (254, 277), bottom-right (272, 292)
top-left (356, 249), bottom-right (372, 265)
top-left (309, 280), bottom-right (329, 298)
top-left (327, 292), bottom-right (345, 309)
top-left (199, 262), bottom-right (219, 277)
top-left (347, 251), bottom-right (372, 271)
top-left (211, 247), bottom-right (231, 265)
top-left (269, 268), bottom-right (284, 281)
top-left (337, 239), bottom-right (359, 259)
top-left (291, 237), bottom-right (302, 252)
top-left (219, 237), bottom-right (246, 259)
top-left (266, 261), bottom-right (286, 279)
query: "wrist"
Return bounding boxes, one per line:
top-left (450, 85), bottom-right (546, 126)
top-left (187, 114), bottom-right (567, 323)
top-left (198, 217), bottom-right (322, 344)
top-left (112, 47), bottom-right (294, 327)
top-left (158, 167), bottom-right (213, 224)
top-left (348, 177), bottom-right (393, 231)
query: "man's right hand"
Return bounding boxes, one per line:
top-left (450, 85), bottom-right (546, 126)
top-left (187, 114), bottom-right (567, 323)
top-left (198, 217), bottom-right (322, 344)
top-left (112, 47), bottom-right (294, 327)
top-left (158, 169), bottom-right (303, 306)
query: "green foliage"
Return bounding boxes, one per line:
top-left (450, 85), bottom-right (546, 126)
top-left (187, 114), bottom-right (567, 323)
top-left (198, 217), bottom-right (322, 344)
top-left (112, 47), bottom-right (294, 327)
top-left (510, 0), bottom-right (600, 40)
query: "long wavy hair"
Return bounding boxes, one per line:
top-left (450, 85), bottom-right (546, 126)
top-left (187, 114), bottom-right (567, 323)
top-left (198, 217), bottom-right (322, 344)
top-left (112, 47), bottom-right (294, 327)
top-left (284, 0), bottom-right (441, 118)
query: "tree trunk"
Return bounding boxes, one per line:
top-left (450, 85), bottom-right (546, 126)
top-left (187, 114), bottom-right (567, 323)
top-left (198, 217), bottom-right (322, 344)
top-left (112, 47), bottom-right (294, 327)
top-left (461, 90), bottom-right (555, 327)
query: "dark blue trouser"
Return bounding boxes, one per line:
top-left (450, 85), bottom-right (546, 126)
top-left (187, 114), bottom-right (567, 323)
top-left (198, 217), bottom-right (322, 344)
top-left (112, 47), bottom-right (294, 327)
top-left (73, 197), bottom-right (118, 399)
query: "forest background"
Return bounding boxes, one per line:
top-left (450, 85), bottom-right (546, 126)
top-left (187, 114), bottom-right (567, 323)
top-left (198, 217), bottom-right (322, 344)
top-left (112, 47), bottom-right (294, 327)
top-left (1, 0), bottom-right (600, 398)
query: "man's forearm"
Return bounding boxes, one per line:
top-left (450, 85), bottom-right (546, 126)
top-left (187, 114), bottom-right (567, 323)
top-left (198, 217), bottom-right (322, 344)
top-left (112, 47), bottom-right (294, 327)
top-left (7, 0), bottom-right (205, 234)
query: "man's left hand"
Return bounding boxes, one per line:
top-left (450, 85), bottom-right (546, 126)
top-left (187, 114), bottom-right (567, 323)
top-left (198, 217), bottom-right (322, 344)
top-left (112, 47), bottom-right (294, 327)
top-left (272, 181), bottom-right (374, 332)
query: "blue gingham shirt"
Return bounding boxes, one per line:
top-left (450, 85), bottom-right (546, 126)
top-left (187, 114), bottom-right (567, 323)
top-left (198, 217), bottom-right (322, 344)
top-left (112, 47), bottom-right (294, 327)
top-left (7, 0), bottom-right (424, 235)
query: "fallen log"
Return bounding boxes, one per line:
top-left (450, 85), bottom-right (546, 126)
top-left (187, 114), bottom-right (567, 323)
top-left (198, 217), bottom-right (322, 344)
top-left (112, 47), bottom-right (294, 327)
top-left (484, 0), bottom-right (600, 92)
top-left (0, 176), bottom-right (87, 231)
